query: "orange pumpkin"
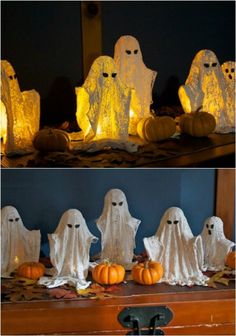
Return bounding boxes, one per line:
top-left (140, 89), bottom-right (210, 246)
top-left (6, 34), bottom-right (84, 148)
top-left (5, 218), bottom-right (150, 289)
top-left (225, 251), bottom-right (236, 269)
top-left (17, 262), bottom-right (45, 280)
top-left (132, 261), bottom-right (163, 285)
top-left (33, 128), bottom-right (70, 152)
top-left (92, 261), bottom-right (125, 285)
top-left (137, 116), bottom-right (176, 142)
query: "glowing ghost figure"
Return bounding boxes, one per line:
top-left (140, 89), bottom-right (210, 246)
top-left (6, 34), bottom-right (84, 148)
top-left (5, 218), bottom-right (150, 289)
top-left (144, 207), bottom-right (207, 286)
top-left (1, 206), bottom-right (41, 277)
top-left (114, 35), bottom-right (157, 134)
top-left (178, 50), bottom-right (231, 133)
top-left (39, 209), bottom-right (98, 289)
top-left (200, 216), bottom-right (235, 271)
top-left (221, 61), bottom-right (235, 128)
top-left (97, 189), bottom-right (141, 269)
top-left (0, 60), bottom-right (40, 156)
top-left (75, 56), bottom-right (131, 141)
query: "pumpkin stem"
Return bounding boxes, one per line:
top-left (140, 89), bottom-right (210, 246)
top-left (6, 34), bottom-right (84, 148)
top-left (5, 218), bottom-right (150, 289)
top-left (195, 105), bottom-right (203, 113)
top-left (103, 258), bottom-right (111, 266)
top-left (144, 260), bottom-right (149, 269)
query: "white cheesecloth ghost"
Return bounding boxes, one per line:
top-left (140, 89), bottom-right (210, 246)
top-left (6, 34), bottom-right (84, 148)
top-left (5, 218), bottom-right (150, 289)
top-left (178, 49), bottom-right (232, 133)
top-left (221, 61), bottom-right (235, 129)
top-left (38, 209), bottom-right (98, 289)
top-left (0, 60), bottom-right (40, 156)
top-left (1, 206), bottom-right (41, 278)
top-left (200, 216), bottom-right (235, 271)
top-left (96, 189), bottom-right (141, 270)
top-left (114, 35), bottom-right (157, 134)
top-left (75, 55), bottom-right (132, 142)
top-left (144, 207), bottom-right (208, 286)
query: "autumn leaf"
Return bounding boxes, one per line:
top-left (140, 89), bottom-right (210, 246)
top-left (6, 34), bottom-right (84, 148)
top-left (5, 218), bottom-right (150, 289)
top-left (207, 270), bottom-right (235, 288)
top-left (48, 288), bottom-right (77, 299)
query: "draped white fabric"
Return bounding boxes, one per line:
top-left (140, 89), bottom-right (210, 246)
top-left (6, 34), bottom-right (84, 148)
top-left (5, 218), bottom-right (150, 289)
top-left (144, 207), bottom-right (208, 286)
top-left (221, 61), bottom-right (235, 129)
top-left (1, 206), bottom-right (41, 277)
top-left (200, 216), bottom-right (235, 271)
top-left (39, 209), bottom-right (98, 289)
top-left (178, 50), bottom-right (233, 133)
top-left (97, 189), bottom-right (141, 270)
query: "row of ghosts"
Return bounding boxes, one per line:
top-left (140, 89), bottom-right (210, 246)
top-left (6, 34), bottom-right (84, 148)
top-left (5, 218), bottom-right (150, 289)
top-left (1, 189), bottom-right (235, 289)
top-left (1, 35), bottom-right (235, 155)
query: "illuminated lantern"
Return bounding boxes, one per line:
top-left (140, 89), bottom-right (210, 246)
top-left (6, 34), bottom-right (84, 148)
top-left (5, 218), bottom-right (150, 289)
top-left (178, 50), bottom-right (231, 133)
top-left (38, 209), bottom-right (98, 289)
top-left (114, 35), bottom-right (157, 134)
top-left (96, 189), bottom-right (141, 270)
top-left (1, 206), bottom-right (41, 277)
top-left (0, 60), bottom-right (40, 156)
top-left (144, 207), bottom-right (208, 286)
top-left (221, 61), bottom-right (235, 129)
top-left (75, 56), bottom-right (131, 141)
top-left (200, 216), bottom-right (235, 271)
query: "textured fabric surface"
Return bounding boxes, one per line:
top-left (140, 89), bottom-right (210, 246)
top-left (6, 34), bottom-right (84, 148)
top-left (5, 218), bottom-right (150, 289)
top-left (200, 216), bottom-right (235, 271)
top-left (1, 206), bottom-right (41, 277)
top-left (221, 61), bottom-right (235, 128)
top-left (97, 189), bottom-right (141, 270)
top-left (144, 207), bottom-right (208, 286)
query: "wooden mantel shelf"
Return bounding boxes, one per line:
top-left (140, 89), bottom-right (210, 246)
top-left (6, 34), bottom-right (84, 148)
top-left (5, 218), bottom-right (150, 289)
top-left (2, 280), bottom-right (235, 335)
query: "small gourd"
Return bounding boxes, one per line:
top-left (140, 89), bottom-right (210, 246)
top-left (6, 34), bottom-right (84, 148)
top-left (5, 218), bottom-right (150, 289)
top-left (33, 128), bottom-right (70, 152)
top-left (17, 262), bottom-right (45, 280)
top-left (92, 261), bottom-right (125, 285)
top-left (225, 251), bottom-right (235, 269)
top-left (137, 116), bottom-right (176, 142)
top-left (132, 260), bottom-right (164, 285)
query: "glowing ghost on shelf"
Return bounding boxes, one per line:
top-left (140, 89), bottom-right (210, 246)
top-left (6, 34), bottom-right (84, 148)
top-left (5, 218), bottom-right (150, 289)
top-left (114, 35), bottom-right (157, 134)
top-left (221, 61), bottom-right (235, 129)
top-left (0, 60), bottom-right (40, 156)
top-left (178, 50), bottom-right (232, 133)
top-left (96, 189), bottom-right (141, 270)
top-left (75, 56), bottom-right (132, 141)
top-left (200, 216), bottom-right (235, 271)
top-left (38, 209), bottom-right (98, 289)
top-left (144, 207), bottom-right (207, 286)
top-left (1, 206), bottom-right (41, 278)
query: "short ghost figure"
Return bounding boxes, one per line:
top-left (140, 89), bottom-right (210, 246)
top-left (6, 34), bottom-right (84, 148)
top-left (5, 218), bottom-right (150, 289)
top-left (221, 61), bottom-right (235, 128)
top-left (97, 189), bottom-right (141, 269)
top-left (178, 50), bottom-right (231, 133)
top-left (144, 207), bottom-right (207, 286)
top-left (39, 209), bottom-right (98, 289)
top-left (114, 35), bottom-right (157, 134)
top-left (200, 216), bottom-right (235, 271)
top-left (75, 56), bottom-right (132, 141)
top-left (0, 60), bottom-right (40, 156)
top-left (1, 206), bottom-right (41, 277)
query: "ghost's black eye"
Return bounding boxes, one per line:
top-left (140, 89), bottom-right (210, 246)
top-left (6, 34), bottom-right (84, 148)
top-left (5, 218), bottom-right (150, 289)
top-left (134, 49), bottom-right (138, 54)
top-left (231, 68), bottom-right (235, 73)
top-left (119, 202), bottom-right (123, 206)
top-left (103, 72), bottom-right (109, 78)
top-left (225, 69), bottom-right (229, 73)
top-left (9, 218), bottom-right (14, 222)
top-left (212, 63), bottom-right (217, 67)
top-left (204, 63), bottom-right (210, 68)
top-left (206, 224), bottom-right (209, 228)
top-left (112, 202), bottom-right (117, 206)
top-left (75, 224), bottom-right (80, 229)
top-left (210, 224), bottom-right (214, 229)
top-left (125, 50), bottom-right (131, 55)
top-left (112, 73), bottom-right (117, 78)
top-left (67, 224), bottom-right (73, 228)
top-left (174, 220), bottom-right (179, 224)
top-left (167, 220), bottom-right (172, 224)
top-left (15, 218), bottom-right (20, 222)
top-left (9, 75), bottom-right (13, 80)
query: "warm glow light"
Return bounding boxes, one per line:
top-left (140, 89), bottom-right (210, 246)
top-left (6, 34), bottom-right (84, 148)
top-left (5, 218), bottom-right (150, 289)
top-left (14, 256), bottom-right (19, 265)
top-left (0, 100), bottom-right (7, 144)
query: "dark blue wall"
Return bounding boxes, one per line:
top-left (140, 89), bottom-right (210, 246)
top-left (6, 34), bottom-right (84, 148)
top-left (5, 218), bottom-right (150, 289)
top-left (1, 169), bottom-right (216, 256)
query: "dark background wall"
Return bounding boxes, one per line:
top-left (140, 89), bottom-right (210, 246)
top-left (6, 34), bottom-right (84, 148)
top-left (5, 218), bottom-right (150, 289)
top-left (1, 169), bottom-right (217, 256)
top-left (1, 1), bottom-right (235, 125)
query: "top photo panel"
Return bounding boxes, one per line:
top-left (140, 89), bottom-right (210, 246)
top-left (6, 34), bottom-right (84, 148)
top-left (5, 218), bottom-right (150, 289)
top-left (1, 1), bottom-right (235, 168)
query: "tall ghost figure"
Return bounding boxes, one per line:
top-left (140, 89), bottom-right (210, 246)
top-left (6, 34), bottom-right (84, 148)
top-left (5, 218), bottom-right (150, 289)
top-left (1, 206), bottom-right (41, 277)
top-left (39, 209), bottom-right (98, 289)
top-left (144, 207), bottom-right (207, 286)
top-left (97, 189), bottom-right (141, 269)
top-left (75, 56), bottom-right (131, 141)
top-left (200, 216), bottom-right (235, 271)
top-left (221, 61), bottom-right (235, 129)
top-left (114, 35), bottom-right (157, 134)
top-left (0, 60), bottom-right (40, 156)
top-left (178, 50), bottom-right (232, 133)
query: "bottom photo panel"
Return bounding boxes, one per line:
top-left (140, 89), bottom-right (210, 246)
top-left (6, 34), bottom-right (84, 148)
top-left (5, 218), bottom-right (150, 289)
top-left (1, 168), bottom-right (235, 335)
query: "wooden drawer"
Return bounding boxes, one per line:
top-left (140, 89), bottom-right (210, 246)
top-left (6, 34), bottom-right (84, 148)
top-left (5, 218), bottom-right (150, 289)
top-left (2, 281), bottom-right (235, 335)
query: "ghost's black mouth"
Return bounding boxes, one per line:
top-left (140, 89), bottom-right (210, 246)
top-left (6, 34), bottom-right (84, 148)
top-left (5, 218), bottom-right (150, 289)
top-left (229, 74), bottom-right (233, 80)
top-left (208, 229), bottom-right (211, 235)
